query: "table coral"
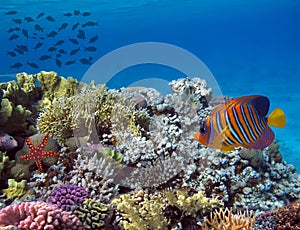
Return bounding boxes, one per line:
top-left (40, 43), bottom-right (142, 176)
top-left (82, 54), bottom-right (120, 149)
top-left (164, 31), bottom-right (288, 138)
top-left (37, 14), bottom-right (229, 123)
top-left (0, 201), bottom-right (83, 229)
top-left (47, 184), bottom-right (88, 211)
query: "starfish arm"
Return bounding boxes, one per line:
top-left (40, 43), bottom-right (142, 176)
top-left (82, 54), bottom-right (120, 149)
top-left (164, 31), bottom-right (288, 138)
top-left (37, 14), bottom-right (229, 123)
top-left (42, 151), bottom-right (60, 157)
top-left (20, 152), bottom-right (35, 160)
top-left (35, 159), bottom-right (44, 172)
top-left (39, 134), bottom-right (49, 149)
top-left (25, 137), bottom-right (35, 149)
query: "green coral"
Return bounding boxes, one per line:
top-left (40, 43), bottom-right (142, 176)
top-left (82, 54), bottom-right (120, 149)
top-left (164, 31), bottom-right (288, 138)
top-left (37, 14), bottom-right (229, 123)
top-left (2, 179), bottom-right (27, 199)
top-left (113, 190), bottom-right (169, 230)
top-left (74, 198), bottom-right (111, 229)
top-left (0, 151), bottom-right (15, 179)
top-left (164, 189), bottom-right (223, 217)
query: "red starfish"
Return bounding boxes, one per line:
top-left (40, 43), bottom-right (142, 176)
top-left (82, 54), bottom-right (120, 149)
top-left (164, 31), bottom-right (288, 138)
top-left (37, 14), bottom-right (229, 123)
top-left (20, 134), bottom-right (60, 172)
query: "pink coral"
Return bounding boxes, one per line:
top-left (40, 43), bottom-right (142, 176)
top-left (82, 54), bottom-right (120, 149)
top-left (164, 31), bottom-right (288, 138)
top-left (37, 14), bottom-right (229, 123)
top-left (0, 201), bottom-right (83, 230)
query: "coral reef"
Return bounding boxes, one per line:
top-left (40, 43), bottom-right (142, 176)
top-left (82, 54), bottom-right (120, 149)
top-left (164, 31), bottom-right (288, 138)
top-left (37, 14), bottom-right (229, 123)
top-left (2, 179), bottom-right (27, 199)
top-left (0, 201), bottom-right (83, 229)
top-left (253, 212), bottom-right (276, 230)
top-left (199, 207), bottom-right (255, 230)
top-left (0, 151), bottom-right (15, 179)
top-left (273, 202), bottom-right (300, 229)
top-left (74, 198), bottom-right (111, 229)
top-left (47, 184), bottom-right (88, 211)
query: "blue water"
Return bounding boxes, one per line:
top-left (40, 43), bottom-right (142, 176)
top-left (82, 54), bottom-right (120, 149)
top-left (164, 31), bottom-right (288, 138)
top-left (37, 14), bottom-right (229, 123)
top-left (1, 0), bottom-right (300, 169)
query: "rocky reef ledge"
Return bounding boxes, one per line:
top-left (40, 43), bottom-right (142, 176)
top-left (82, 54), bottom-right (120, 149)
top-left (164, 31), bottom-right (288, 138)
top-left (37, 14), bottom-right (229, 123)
top-left (0, 71), bottom-right (299, 229)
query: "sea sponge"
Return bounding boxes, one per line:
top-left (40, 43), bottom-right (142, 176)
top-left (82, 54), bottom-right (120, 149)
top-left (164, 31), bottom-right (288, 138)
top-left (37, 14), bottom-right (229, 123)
top-left (112, 190), bottom-right (169, 230)
top-left (239, 148), bottom-right (264, 171)
top-left (0, 201), bottom-right (83, 229)
top-left (2, 179), bottom-right (27, 199)
top-left (273, 202), bottom-right (300, 229)
top-left (74, 198), bottom-right (111, 229)
top-left (47, 184), bottom-right (88, 211)
top-left (199, 207), bottom-right (255, 230)
top-left (268, 141), bottom-right (282, 163)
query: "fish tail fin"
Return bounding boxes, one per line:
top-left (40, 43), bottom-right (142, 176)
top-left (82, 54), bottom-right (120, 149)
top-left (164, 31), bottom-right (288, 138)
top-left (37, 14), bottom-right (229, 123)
top-left (267, 108), bottom-right (286, 128)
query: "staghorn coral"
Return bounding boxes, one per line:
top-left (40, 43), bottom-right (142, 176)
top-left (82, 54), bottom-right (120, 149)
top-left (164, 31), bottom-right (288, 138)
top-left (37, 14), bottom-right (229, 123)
top-left (74, 198), bottom-right (111, 229)
top-left (199, 207), bottom-right (255, 230)
top-left (0, 201), bottom-right (83, 229)
top-left (112, 190), bottom-right (169, 230)
top-left (47, 184), bottom-right (88, 211)
top-left (273, 202), bottom-right (300, 229)
top-left (2, 179), bottom-right (27, 199)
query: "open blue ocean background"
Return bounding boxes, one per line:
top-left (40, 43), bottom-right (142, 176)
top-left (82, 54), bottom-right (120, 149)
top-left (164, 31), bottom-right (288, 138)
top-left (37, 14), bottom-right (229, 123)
top-left (1, 0), bottom-right (300, 169)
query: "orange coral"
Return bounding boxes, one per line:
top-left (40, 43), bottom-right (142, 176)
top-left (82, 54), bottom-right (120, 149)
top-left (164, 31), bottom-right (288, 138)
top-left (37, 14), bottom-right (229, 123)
top-left (198, 208), bottom-right (255, 230)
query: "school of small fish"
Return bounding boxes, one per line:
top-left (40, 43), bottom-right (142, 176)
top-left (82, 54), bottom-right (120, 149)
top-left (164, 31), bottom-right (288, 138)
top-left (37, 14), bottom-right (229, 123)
top-left (5, 9), bottom-right (99, 70)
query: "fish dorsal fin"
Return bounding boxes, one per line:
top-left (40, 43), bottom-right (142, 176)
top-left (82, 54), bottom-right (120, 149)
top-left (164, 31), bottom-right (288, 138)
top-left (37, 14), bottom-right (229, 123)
top-left (225, 95), bottom-right (270, 117)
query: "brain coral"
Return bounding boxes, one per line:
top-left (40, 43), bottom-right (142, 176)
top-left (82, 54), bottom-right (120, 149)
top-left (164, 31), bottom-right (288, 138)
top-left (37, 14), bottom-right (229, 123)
top-left (0, 201), bottom-right (83, 229)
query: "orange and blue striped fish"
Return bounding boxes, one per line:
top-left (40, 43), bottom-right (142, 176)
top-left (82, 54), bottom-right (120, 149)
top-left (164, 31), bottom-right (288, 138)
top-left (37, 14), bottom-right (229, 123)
top-left (194, 95), bottom-right (286, 152)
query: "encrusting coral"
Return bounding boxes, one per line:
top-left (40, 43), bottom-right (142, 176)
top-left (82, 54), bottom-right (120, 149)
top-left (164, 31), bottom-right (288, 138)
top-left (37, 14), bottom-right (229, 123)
top-left (198, 207), bottom-right (255, 230)
top-left (273, 202), bottom-right (300, 229)
top-left (0, 201), bottom-right (83, 229)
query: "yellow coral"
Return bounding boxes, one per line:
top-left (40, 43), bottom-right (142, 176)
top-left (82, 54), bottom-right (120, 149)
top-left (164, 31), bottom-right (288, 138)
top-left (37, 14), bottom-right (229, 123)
top-left (199, 208), bottom-right (255, 230)
top-left (112, 190), bottom-right (169, 230)
top-left (164, 189), bottom-right (223, 217)
top-left (3, 179), bottom-right (27, 199)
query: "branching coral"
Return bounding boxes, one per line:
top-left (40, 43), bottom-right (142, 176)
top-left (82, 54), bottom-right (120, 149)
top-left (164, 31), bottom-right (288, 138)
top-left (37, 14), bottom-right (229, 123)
top-left (0, 201), bottom-right (83, 229)
top-left (199, 208), bottom-right (255, 230)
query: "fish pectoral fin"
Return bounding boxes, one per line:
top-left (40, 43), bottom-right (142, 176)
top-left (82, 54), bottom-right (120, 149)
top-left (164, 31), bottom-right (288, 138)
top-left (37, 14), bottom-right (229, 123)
top-left (267, 108), bottom-right (286, 128)
top-left (213, 125), bottom-right (230, 143)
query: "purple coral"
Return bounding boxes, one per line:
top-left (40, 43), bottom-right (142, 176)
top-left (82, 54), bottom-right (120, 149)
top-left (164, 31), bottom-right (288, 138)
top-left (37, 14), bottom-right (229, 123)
top-left (0, 201), bottom-right (83, 230)
top-left (48, 184), bottom-right (88, 211)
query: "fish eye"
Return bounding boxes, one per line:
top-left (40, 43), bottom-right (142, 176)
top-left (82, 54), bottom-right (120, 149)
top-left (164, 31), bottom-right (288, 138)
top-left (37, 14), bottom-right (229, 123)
top-left (199, 122), bottom-right (206, 134)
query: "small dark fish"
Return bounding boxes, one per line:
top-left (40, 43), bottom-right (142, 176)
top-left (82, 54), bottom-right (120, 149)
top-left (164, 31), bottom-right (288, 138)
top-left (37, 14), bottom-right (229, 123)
top-left (14, 48), bottom-right (24, 54)
top-left (80, 57), bottom-right (92, 65)
top-left (7, 51), bottom-right (17, 57)
top-left (14, 27), bottom-right (20, 31)
top-left (39, 55), bottom-right (52, 60)
top-left (55, 58), bottom-right (62, 68)
top-left (27, 62), bottom-right (39, 69)
top-left (34, 42), bottom-right (43, 50)
top-left (64, 12), bottom-right (72, 17)
top-left (16, 44), bottom-right (29, 51)
top-left (58, 49), bottom-right (67, 54)
top-left (40, 36), bottom-right (45, 40)
top-left (82, 21), bottom-right (98, 28)
top-left (12, 18), bottom-right (22, 24)
top-left (47, 30), bottom-right (57, 38)
top-left (48, 47), bottom-right (57, 52)
top-left (89, 35), bottom-right (99, 43)
top-left (22, 29), bottom-right (29, 38)
top-left (82, 12), bottom-right (91, 16)
top-left (73, 10), bottom-right (80, 16)
top-left (69, 38), bottom-right (79, 44)
top-left (0, 131), bottom-right (18, 151)
top-left (7, 28), bottom-right (15, 33)
top-left (9, 34), bottom-right (19, 40)
top-left (5, 10), bottom-right (18, 15)
top-left (46, 15), bottom-right (55, 22)
top-left (65, 60), bottom-right (75, 65)
top-left (56, 53), bottom-right (62, 58)
top-left (10, 62), bottom-right (22, 69)
top-left (34, 24), bottom-right (44, 32)
top-left (70, 48), bottom-right (80, 55)
top-left (54, 40), bottom-right (64, 46)
top-left (84, 46), bottom-right (96, 52)
top-left (24, 16), bottom-right (34, 22)
top-left (32, 36), bottom-right (37, 39)
top-left (72, 22), bottom-right (80, 31)
top-left (58, 23), bottom-right (68, 31)
top-left (36, 12), bottom-right (45, 19)
top-left (76, 29), bottom-right (85, 40)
